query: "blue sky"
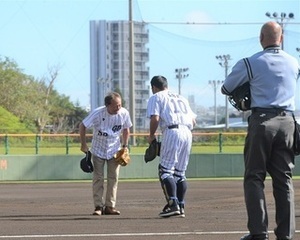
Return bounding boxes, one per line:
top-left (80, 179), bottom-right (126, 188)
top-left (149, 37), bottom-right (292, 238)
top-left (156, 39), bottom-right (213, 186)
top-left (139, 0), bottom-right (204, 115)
top-left (0, 0), bottom-right (299, 109)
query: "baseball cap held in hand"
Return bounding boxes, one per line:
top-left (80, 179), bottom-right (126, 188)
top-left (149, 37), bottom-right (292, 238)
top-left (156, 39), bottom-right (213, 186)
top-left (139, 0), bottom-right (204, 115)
top-left (80, 151), bottom-right (93, 173)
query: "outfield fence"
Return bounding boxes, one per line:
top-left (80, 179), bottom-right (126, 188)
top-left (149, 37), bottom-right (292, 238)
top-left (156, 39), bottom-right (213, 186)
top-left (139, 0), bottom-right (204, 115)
top-left (0, 132), bottom-right (247, 155)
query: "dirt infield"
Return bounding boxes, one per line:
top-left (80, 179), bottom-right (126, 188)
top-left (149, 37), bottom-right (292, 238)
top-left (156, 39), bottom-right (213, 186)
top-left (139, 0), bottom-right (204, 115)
top-left (0, 179), bottom-right (299, 240)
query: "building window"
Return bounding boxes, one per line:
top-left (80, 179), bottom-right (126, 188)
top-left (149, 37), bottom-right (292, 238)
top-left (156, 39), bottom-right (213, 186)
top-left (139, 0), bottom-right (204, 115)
top-left (113, 62), bottom-right (119, 69)
top-left (113, 33), bottom-right (118, 41)
top-left (112, 23), bottom-right (119, 31)
top-left (113, 72), bottom-right (119, 78)
top-left (113, 43), bottom-right (118, 49)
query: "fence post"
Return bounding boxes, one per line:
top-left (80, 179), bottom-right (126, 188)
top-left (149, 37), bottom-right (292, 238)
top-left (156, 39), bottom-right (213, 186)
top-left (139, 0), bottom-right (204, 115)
top-left (219, 132), bottom-right (223, 153)
top-left (35, 135), bottom-right (39, 155)
top-left (4, 134), bottom-right (9, 155)
top-left (65, 135), bottom-right (69, 155)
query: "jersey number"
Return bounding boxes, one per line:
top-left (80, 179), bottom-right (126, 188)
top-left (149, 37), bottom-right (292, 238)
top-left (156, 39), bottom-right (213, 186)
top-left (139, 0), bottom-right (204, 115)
top-left (170, 99), bottom-right (188, 114)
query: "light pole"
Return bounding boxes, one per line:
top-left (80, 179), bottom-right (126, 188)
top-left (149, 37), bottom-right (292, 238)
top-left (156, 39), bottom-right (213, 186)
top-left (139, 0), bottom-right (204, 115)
top-left (129, 0), bottom-right (136, 146)
top-left (175, 68), bottom-right (189, 95)
top-left (265, 12), bottom-right (294, 50)
top-left (296, 48), bottom-right (300, 110)
top-left (97, 77), bottom-right (112, 105)
top-left (216, 54), bottom-right (231, 129)
top-left (209, 80), bottom-right (222, 125)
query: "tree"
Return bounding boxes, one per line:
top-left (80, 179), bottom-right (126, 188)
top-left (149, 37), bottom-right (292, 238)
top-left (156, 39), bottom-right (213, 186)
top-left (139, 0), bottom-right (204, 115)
top-left (0, 56), bottom-right (88, 133)
top-left (0, 106), bottom-right (30, 133)
top-left (49, 92), bottom-right (86, 133)
top-left (34, 65), bottom-right (61, 134)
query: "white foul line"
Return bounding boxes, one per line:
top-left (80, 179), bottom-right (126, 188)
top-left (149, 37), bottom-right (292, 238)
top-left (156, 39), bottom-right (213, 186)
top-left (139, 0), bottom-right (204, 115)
top-left (0, 231), bottom-right (299, 238)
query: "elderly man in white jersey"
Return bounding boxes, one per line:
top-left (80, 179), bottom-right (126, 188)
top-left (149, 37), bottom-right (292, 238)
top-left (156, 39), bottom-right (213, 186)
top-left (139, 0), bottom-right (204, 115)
top-left (222, 21), bottom-right (299, 240)
top-left (146, 75), bottom-right (197, 218)
top-left (79, 92), bottom-right (132, 216)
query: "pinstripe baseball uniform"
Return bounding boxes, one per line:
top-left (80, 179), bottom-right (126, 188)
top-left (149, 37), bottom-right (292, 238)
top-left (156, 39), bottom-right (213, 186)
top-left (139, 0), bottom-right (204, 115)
top-left (147, 86), bottom-right (196, 217)
top-left (82, 105), bottom-right (132, 213)
top-left (147, 90), bottom-right (196, 172)
top-left (82, 106), bottom-right (132, 159)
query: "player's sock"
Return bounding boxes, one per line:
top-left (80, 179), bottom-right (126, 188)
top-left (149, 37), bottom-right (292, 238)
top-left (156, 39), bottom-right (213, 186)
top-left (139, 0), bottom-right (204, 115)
top-left (162, 177), bottom-right (178, 206)
top-left (176, 178), bottom-right (187, 203)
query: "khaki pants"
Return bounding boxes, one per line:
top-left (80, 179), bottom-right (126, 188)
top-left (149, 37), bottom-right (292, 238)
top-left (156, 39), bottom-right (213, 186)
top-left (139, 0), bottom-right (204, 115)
top-left (92, 155), bottom-right (120, 208)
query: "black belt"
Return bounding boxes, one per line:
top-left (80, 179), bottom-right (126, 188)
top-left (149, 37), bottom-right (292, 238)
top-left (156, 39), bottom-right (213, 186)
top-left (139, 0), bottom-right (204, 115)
top-left (251, 108), bottom-right (293, 116)
top-left (168, 124), bottom-right (179, 129)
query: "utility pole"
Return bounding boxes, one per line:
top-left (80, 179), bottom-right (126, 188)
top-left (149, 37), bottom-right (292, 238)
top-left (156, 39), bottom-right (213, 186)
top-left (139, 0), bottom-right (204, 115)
top-left (129, 0), bottom-right (136, 145)
top-left (296, 48), bottom-right (300, 110)
top-left (97, 77), bottom-right (111, 105)
top-left (175, 68), bottom-right (189, 95)
top-left (265, 12), bottom-right (294, 50)
top-left (209, 80), bottom-right (222, 125)
top-left (216, 55), bottom-right (231, 129)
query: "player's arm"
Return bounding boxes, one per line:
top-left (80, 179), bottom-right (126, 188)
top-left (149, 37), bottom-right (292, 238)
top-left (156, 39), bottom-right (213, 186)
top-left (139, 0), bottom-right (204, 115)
top-left (148, 115), bottom-right (159, 144)
top-left (192, 118), bottom-right (196, 127)
top-left (122, 128), bottom-right (130, 148)
top-left (79, 122), bottom-right (89, 153)
top-left (221, 59), bottom-right (249, 95)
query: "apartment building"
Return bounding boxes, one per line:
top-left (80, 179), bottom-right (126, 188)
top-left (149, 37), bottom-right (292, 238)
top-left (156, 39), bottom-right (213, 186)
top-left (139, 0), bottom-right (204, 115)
top-left (89, 20), bottom-right (150, 131)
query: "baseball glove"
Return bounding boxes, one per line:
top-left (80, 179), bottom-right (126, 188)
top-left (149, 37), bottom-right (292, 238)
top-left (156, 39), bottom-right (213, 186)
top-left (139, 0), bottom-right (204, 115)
top-left (228, 82), bottom-right (251, 111)
top-left (115, 148), bottom-right (130, 166)
top-left (144, 139), bottom-right (161, 163)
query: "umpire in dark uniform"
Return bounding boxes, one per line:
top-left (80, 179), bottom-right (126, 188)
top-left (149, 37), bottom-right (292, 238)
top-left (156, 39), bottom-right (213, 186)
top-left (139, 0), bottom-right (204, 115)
top-left (221, 21), bottom-right (299, 240)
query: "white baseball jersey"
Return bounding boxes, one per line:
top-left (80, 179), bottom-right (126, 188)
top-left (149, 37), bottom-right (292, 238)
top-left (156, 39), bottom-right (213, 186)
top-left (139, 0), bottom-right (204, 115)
top-left (146, 90), bottom-right (197, 174)
top-left (82, 106), bottom-right (132, 159)
top-left (146, 90), bottom-right (196, 132)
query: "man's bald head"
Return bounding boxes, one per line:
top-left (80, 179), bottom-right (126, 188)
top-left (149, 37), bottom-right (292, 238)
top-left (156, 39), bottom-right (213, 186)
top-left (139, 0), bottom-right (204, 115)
top-left (260, 21), bottom-right (283, 48)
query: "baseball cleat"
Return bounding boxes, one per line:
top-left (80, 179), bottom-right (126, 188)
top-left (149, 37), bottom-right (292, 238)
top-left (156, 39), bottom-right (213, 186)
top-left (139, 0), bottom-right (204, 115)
top-left (159, 204), bottom-right (180, 218)
top-left (178, 205), bottom-right (185, 218)
top-left (240, 234), bottom-right (268, 240)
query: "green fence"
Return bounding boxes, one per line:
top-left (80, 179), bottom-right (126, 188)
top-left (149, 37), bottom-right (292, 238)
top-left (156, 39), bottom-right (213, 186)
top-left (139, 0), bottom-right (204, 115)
top-left (0, 154), bottom-right (299, 181)
top-left (0, 133), bottom-right (247, 155)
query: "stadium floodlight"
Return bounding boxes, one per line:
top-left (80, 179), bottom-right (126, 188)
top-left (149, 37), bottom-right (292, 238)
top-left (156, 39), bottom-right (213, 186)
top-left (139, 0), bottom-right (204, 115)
top-left (265, 11), bottom-right (295, 50)
top-left (175, 68), bottom-right (189, 95)
top-left (216, 55), bottom-right (231, 129)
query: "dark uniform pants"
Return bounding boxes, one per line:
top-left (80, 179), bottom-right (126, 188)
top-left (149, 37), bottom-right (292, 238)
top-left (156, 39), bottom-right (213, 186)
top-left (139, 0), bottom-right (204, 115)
top-left (244, 111), bottom-right (295, 239)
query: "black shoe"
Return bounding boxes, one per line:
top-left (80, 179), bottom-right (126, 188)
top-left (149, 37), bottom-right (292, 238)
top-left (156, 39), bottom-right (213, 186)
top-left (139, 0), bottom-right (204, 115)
top-left (159, 204), bottom-right (180, 218)
top-left (178, 203), bottom-right (185, 218)
top-left (240, 234), bottom-right (268, 240)
top-left (104, 206), bottom-right (121, 215)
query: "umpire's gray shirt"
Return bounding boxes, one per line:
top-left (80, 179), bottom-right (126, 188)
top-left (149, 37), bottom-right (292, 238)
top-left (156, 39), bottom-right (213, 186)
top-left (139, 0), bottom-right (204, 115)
top-left (221, 46), bottom-right (300, 111)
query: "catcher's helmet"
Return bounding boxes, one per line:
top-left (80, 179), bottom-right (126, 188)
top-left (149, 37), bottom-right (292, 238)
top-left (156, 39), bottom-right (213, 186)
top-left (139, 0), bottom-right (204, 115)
top-left (80, 151), bottom-right (93, 173)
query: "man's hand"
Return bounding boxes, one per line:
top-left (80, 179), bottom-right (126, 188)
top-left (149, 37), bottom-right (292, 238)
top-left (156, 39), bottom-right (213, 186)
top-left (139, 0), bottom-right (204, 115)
top-left (148, 134), bottom-right (156, 144)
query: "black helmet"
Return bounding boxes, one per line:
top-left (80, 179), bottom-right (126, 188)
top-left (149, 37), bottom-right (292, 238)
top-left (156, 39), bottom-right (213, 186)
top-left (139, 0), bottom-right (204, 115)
top-left (80, 151), bottom-right (93, 173)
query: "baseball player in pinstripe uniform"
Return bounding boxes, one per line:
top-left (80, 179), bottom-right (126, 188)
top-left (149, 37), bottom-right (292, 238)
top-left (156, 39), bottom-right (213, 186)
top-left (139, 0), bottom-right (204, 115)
top-left (221, 22), bottom-right (299, 240)
top-left (79, 92), bottom-right (132, 216)
top-left (146, 75), bottom-right (197, 218)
